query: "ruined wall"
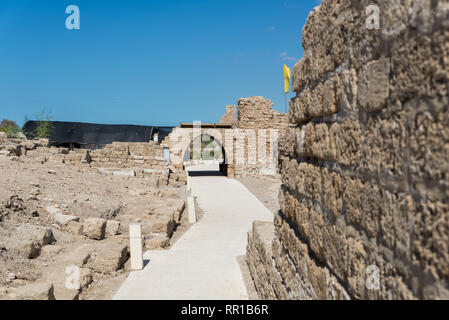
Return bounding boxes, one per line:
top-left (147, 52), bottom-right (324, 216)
top-left (232, 97), bottom-right (288, 177)
top-left (218, 105), bottom-right (236, 126)
top-left (247, 0), bottom-right (449, 299)
top-left (237, 96), bottom-right (288, 130)
top-left (90, 141), bottom-right (168, 169)
top-left (163, 98), bottom-right (287, 178)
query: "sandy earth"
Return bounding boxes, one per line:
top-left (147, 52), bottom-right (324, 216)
top-left (237, 176), bottom-right (281, 215)
top-left (0, 136), bottom-right (281, 300)
top-left (0, 146), bottom-right (188, 300)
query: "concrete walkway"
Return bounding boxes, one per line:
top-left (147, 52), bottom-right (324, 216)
top-left (113, 176), bottom-right (273, 300)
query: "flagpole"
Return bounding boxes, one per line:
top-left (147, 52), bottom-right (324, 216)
top-left (285, 92), bottom-right (287, 113)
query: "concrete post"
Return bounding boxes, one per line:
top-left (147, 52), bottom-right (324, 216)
top-left (186, 175), bottom-right (191, 191)
top-left (129, 223), bottom-right (143, 271)
top-left (187, 196), bottom-right (196, 223)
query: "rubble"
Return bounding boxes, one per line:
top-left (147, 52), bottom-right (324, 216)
top-left (0, 135), bottom-right (188, 300)
top-left (83, 218), bottom-right (107, 240)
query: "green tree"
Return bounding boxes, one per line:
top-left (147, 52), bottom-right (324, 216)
top-left (0, 119), bottom-right (22, 138)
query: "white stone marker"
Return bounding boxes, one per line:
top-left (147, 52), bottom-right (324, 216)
top-left (186, 175), bottom-right (191, 191)
top-left (187, 196), bottom-right (196, 223)
top-left (129, 223), bottom-right (143, 271)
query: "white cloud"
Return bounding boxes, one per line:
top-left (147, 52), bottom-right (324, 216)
top-left (267, 26), bottom-right (276, 31)
top-left (280, 52), bottom-right (297, 61)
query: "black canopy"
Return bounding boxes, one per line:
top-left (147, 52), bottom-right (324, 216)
top-left (23, 121), bottom-right (174, 147)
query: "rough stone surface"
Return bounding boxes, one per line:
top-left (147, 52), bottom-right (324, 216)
top-left (219, 105), bottom-right (236, 126)
top-left (247, 0), bottom-right (449, 300)
top-left (91, 242), bottom-right (129, 274)
top-left (9, 282), bottom-right (55, 300)
top-left (54, 212), bottom-right (80, 226)
top-left (66, 221), bottom-right (84, 235)
top-left (83, 218), bottom-right (107, 240)
top-left (105, 220), bottom-right (121, 237)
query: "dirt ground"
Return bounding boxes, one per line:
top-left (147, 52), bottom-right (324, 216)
top-left (0, 142), bottom-right (189, 300)
top-left (237, 176), bottom-right (281, 215)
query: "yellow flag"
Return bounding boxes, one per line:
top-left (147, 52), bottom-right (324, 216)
top-left (284, 64), bottom-right (291, 94)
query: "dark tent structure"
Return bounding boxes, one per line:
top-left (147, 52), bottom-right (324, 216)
top-left (23, 121), bottom-right (174, 149)
top-left (155, 126), bottom-right (174, 144)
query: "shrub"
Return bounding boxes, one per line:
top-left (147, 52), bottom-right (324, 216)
top-left (33, 109), bottom-right (54, 139)
top-left (0, 119), bottom-right (22, 138)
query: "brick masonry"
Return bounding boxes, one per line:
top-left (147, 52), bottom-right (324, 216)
top-left (247, 0), bottom-right (449, 299)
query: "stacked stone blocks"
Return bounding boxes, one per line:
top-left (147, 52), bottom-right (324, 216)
top-left (247, 0), bottom-right (449, 300)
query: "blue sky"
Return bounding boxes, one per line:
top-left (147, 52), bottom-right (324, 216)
top-left (0, 0), bottom-right (319, 126)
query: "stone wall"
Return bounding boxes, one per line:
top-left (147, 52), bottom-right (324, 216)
top-left (164, 98), bottom-right (287, 178)
top-left (218, 105), bottom-right (236, 126)
top-left (247, 0), bottom-right (449, 300)
top-left (237, 96), bottom-right (288, 131)
top-left (90, 141), bottom-right (168, 169)
top-left (232, 97), bottom-right (288, 177)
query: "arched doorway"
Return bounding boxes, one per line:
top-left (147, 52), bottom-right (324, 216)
top-left (183, 134), bottom-right (228, 176)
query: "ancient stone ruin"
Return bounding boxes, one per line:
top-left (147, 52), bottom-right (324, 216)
top-left (167, 96), bottom-right (288, 178)
top-left (1, 0), bottom-right (449, 301)
top-left (246, 0), bottom-right (449, 300)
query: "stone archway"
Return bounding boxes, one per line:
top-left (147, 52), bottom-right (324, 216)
top-left (183, 133), bottom-right (228, 175)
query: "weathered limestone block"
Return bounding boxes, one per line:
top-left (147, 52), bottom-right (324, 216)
top-left (358, 58), bottom-right (390, 113)
top-left (274, 215), bottom-right (350, 300)
top-left (307, 208), bottom-right (325, 261)
top-left (362, 113), bottom-right (408, 177)
top-left (145, 234), bottom-right (170, 249)
top-left (91, 242), bottom-right (129, 274)
top-left (323, 75), bottom-right (340, 115)
top-left (322, 223), bottom-right (348, 284)
top-left (9, 282), bottom-right (55, 300)
top-left (66, 221), bottom-right (84, 235)
top-left (54, 212), bottom-right (80, 226)
top-left (321, 168), bottom-right (343, 220)
top-left (246, 221), bottom-right (278, 299)
top-left (14, 225), bottom-right (56, 259)
top-left (105, 220), bottom-right (121, 237)
top-left (391, 31), bottom-right (449, 102)
top-left (296, 122), bottom-right (314, 158)
top-left (308, 83), bottom-right (324, 119)
top-left (335, 120), bottom-right (361, 166)
top-left (380, 192), bottom-right (415, 262)
top-left (303, 163), bottom-right (321, 203)
top-left (412, 200), bottom-right (449, 283)
top-left (83, 218), bottom-right (107, 240)
top-left (407, 97), bottom-right (449, 184)
top-left (346, 237), bottom-right (367, 299)
top-left (152, 216), bottom-right (176, 237)
top-left (311, 123), bottom-right (332, 160)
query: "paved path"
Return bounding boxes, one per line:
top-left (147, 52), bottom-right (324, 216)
top-left (113, 176), bottom-right (273, 300)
